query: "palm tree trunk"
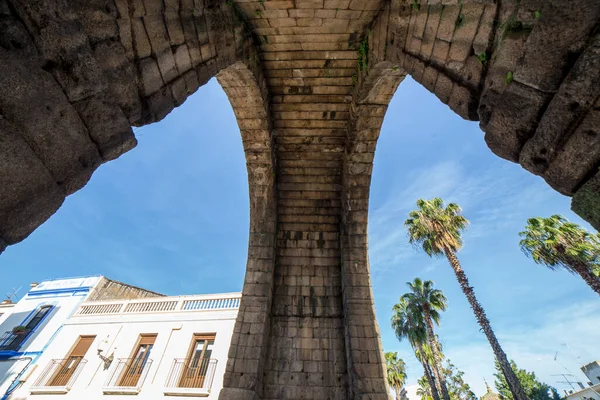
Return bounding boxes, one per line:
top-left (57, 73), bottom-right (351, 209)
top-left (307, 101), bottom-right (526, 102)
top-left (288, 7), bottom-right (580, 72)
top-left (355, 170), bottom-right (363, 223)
top-left (418, 343), bottom-right (441, 400)
top-left (570, 260), bottom-right (600, 296)
top-left (395, 386), bottom-right (402, 400)
top-left (444, 249), bottom-right (528, 400)
top-left (422, 307), bottom-right (451, 400)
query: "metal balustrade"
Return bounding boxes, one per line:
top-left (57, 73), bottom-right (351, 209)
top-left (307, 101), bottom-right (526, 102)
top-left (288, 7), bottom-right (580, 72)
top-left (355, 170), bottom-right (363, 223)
top-left (30, 358), bottom-right (88, 393)
top-left (164, 358), bottom-right (218, 395)
top-left (103, 358), bottom-right (153, 394)
top-left (0, 330), bottom-right (31, 351)
top-left (182, 297), bottom-right (240, 310)
top-left (124, 300), bottom-right (178, 313)
top-left (78, 303), bottom-right (124, 315)
top-left (74, 293), bottom-right (241, 316)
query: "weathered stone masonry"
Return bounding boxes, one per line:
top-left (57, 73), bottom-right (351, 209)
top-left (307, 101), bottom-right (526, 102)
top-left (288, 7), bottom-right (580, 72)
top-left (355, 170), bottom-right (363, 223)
top-left (0, 0), bottom-right (599, 399)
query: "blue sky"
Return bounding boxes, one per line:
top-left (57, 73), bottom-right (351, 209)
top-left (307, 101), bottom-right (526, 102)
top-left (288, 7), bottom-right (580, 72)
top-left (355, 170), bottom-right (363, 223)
top-left (1, 77), bottom-right (597, 397)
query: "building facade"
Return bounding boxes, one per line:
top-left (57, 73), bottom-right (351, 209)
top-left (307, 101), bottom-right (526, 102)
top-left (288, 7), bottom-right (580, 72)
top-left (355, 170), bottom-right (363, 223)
top-left (0, 277), bottom-right (161, 400)
top-left (565, 361), bottom-right (600, 400)
top-left (9, 292), bottom-right (240, 400)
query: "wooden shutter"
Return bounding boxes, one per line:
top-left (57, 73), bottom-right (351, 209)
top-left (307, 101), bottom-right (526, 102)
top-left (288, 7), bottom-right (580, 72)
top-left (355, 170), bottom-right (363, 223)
top-left (71, 336), bottom-right (95, 357)
top-left (139, 335), bottom-right (156, 346)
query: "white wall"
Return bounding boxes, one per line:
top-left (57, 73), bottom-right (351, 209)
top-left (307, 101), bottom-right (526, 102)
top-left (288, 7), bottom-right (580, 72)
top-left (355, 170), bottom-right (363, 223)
top-left (0, 277), bottom-right (101, 355)
top-left (12, 307), bottom-right (237, 400)
top-left (0, 305), bottom-right (15, 326)
top-left (583, 363), bottom-right (600, 385)
top-left (566, 385), bottom-right (600, 400)
top-left (0, 359), bottom-right (30, 397)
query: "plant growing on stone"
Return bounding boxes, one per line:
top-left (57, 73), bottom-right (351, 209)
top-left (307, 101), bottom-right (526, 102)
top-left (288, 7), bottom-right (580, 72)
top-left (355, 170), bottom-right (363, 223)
top-left (254, 9), bottom-right (262, 17)
top-left (411, 0), bottom-right (420, 11)
top-left (405, 198), bottom-right (528, 400)
top-left (357, 34), bottom-right (369, 72)
top-left (505, 71), bottom-right (513, 85)
top-left (520, 215), bottom-right (600, 295)
top-left (456, 14), bottom-right (465, 28)
top-left (476, 51), bottom-right (488, 65)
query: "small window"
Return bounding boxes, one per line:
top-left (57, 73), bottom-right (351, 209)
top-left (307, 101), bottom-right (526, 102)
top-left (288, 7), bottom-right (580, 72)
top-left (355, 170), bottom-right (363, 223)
top-left (4, 305), bottom-right (52, 350)
top-left (49, 336), bottom-right (95, 386)
top-left (119, 335), bottom-right (156, 387)
top-left (178, 335), bottom-right (216, 388)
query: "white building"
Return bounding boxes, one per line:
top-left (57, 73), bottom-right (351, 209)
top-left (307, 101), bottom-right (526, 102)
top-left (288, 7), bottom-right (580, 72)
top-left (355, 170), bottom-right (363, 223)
top-left (0, 301), bottom-right (15, 326)
top-left (0, 276), bottom-right (162, 400)
top-left (9, 292), bottom-right (240, 400)
top-left (565, 361), bottom-right (600, 400)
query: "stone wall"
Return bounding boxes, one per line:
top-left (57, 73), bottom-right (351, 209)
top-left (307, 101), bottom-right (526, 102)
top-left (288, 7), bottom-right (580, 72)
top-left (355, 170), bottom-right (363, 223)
top-left (372, 0), bottom-right (600, 228)
top-left (87, 277), bottom-right (165, 301)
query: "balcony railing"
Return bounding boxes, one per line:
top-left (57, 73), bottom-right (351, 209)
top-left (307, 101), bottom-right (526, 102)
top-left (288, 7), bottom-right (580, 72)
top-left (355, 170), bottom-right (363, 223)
top-left (164, 358), bottom-right (218, 397)
top-left (30, 358), bottom-right (88, 394)
top-left (0, 329), bottom-right (31, 352)
top-left (75, 293), bottom-right (241, 317)
top-left (103, 358), bottom-right (153, 395)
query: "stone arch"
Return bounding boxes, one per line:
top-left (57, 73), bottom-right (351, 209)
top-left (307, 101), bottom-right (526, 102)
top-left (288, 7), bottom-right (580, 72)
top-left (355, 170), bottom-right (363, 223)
top-left (338, 61), bottom-right (406, 400)
top-left (2, 0), bottom-right (600, 398)
top-left (0, 0), bottom-right (257, 251)
top-left (215, 61), bottom-right (278, 400)
top-left (372, 0), bottom-right (600, 229)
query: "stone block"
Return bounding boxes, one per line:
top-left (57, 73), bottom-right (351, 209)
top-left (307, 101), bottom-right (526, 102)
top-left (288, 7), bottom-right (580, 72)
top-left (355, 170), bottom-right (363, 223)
top-left (296, 0), bottom-right (324, 8)
top-left (325, 0), bottom-right (350, 9)
top-left (472, 4), bottom-right (495, 55)
top-left (0, 49), bottom-right (101, 195)
top-left (138, 57), bottom-right (164, 95)
top-left (0, 119), bottom-right (64, 244)
top-left (132, 18), bottom-right (152, 58)
top-left (420, 4), bottom-right (442, 59)
top-left (571, 171), bottom-right (600, 231)
top-left (436, 4), bottom-right (460, 41)
top-left (173, 44), bottom-right (193, 73)
top-left (433, 72), bottom-right (453, 103)
top-left (73, 97), bottom-right (137, 161)
top-left (515, 0), bottom-right (600, 92)
top-left (481, 81), bottom-right (551, 162)
top-left (448, 84), bottom-right (477, 120)
top-left (93, 40), bottom-right (142, 122)
top-left (519, 32), bottom-right (600, 179)
top-left (545, 106), bottom-right (600, 195)
top-left (165, 11), bottom-right (185, 45)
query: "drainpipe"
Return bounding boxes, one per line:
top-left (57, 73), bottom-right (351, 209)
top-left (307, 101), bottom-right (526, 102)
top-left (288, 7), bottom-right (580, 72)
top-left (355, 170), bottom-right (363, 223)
top-left (1, 357), bottom-right (32, 400)
top-left (152, 324), bottom-right (182, 384)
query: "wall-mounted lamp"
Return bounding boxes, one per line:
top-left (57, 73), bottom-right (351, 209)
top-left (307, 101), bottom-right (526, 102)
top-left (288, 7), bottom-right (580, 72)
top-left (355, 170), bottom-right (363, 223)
top-left (96, 337), bottom-right (115, 370)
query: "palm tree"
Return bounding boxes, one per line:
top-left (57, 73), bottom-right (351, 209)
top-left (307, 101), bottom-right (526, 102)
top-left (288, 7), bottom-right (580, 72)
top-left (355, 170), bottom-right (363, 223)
top-left (414, 342), bottom-right (439, 400)
top-left (520, 215), bottom-right (600, 295)
top-left (385, 352), bottom-right (407, 400)
top-left (391, 297), bottom-right (441, 400)
top-left (417, 375), bottom-right (434, 400)
top-left (405, 198), bottom-right (527, 400)
top-left (401, 278), bottom-right (450, 400)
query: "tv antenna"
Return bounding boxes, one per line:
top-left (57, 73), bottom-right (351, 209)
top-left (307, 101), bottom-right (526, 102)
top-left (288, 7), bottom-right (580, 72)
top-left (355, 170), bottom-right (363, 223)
top-left (552, 374), bottom-right (576, 391)
top-left (5, 287), bottom-right (21, 302)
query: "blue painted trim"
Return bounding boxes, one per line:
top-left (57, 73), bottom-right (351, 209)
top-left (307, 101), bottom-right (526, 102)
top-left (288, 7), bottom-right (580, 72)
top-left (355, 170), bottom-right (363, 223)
top-left (1, 303), bottom-right (57, 354)
top-left (26, 287), bottom-right (92, 297)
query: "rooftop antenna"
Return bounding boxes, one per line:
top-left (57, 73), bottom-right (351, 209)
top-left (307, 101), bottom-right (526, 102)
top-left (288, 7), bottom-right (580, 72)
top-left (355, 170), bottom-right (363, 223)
top-left (4, 286), bottom-right (21, 302)
top-left (552, 374), bottom-right (576, 391)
